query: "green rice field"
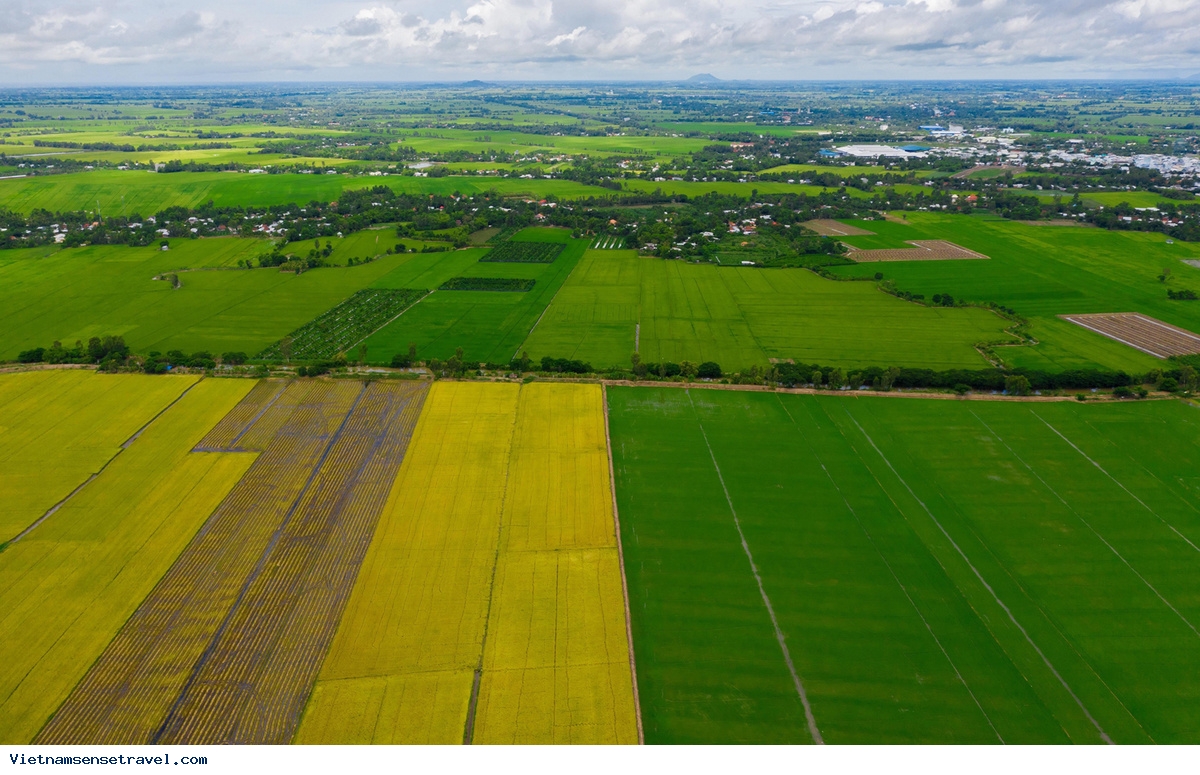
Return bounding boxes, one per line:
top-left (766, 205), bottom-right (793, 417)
top-left (523, 249), bottom-right (1013, 370)
top-left (0, 170), bottom-right (622, 215)
top-left (609, 387), bottom-right (1200, 744)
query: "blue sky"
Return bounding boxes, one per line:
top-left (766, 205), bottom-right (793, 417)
top-left (1, 0), bottom-right (1197, 83)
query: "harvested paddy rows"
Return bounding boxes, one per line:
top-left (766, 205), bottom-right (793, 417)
top-left (846, 240), bottom-right (988, 262)
top-left (801, 219), bottom-right (876, 237)
top-left (37, 379), bottom-right (429, 745)
top-left (0, 377), bottom-right (255, 744)
top-left (0, 370), bottom-right (198, 542)
top-left (296, 382), bottom-right (638, 745)
top-left (609, 388), bottom-right (1200, 743)
top-left (193, 379), bottom-right (286, 452)
top-left (1061, 312), bottom-right (1200, 358)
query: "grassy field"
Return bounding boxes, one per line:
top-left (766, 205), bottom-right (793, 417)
top-left (0, 238), bottom-right (410, 359)
top-left (522, 249), bottom-right (1014, 370)
top-left (296, 382), bottom-right (637, 744)
top-left (0, 170), bottom-right (623, 215)
top-left (0, 377), bottom-right (254, 744)
top-left (609, 387), bottom-right (1200, 744)
top-left (830, 213), bottom-right (1200, 372)
top-left (0, 370), bottom-right (197, 542)
top-left (363, 232), bottom-right (588, 364)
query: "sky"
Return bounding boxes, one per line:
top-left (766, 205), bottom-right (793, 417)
top-left (0, 0), bottom-right (1198, 84)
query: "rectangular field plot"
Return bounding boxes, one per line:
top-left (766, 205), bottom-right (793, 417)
top-left (0, 378), bottom-right (256, 744)
top-left (36, 379), bottom-right (430, 745)
top-left (801, 220), bottom-right (876, 237)
top-left (479, 241), bottom-right (564, 264)
top-left (0, 370), bottom-right (198, 543)
top-left (846, 240), bottom-right (989, 262)
top-left (608, 388), bottom-right (1200, 744)
top-left (472, 384), bottom-right (638, 744)
top-left (520, 251), bottom-right (1013, 370)
top-left (297, 382), bottom-right (637, 745)
top-left (1061, 312), bottom-right (1200, 358)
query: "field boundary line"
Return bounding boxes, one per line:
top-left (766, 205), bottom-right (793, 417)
top-left (7, 377), bottom-right (203, 547)
top-left (150, 381), bottom-right (370, 745)
top-left (1033, 411), bottom-right (1200, 555)
top-left (463, 385), bottom-right (522, 745)
top-left (686, 389), bottom-right (824, 745)
top-left (602, 384), bottom-right (645, 744)
top-left (843, 409), bottom-right (1114, 745)
top-left (971, 410), bottom-right (1200, 640)
top-left (780, 396), bottom-right (1003, 742)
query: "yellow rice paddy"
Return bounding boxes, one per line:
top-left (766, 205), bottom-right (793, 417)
top-left (0, 370), bottom-right (198, 542)
top-left (296, 382), bottom-right (637, 744)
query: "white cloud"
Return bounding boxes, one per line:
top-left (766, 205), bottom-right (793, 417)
top-left (0, 0), bottom-right (1197, 82)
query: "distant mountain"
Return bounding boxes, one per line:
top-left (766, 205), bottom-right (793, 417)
top-left (462, 80), bottom-right (490, 87)
top-left (686, 73), bottom-right (722, 83)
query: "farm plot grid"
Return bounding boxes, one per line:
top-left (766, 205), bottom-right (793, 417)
top-left (36, 379), bottom-right (429, 745)
top-left (1060, 312), bottom-right (1200, 358)
top-left (296, 382), bottom-right (637, 745)
top-left (845, 240), bottom-right (989, 262)
top-left (608, 388), bottom-right (1200, 744)
top-left (258, 288), bottom-right (429, 361)
top-left (479, 242), bottom-right (564, 264)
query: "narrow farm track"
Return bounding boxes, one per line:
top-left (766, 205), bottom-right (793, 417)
top-left (36, 379), bottom-right (429, 745)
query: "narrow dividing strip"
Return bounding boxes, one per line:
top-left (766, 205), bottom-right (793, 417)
top-left (972, 411), bottom-right (1200, 641)
top-left (686, 390), bottom-right (824, 745)
top-left (1033, 411), bottom-right (1200, 555)
top-left (843, 409), bottom-right (1113, 745)
top-left (780, 397), bottom-right (1003, 743)
top-left (463, 388), bottom-right (523, 745)
top-left (602, 385), bottom-right (645, 744)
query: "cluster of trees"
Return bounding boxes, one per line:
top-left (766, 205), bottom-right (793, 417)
top-left (628, 353), bottom-right (722, 380)
top-left (17, 335), bottom-right (130, 370)
top-left (32, 139), bottom-right (234, 152)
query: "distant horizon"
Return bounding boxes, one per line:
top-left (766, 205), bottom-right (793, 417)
top-left (2, 75), bottom-right (1200, 90)
top-left (3, 0), bottom-right (1198, 87)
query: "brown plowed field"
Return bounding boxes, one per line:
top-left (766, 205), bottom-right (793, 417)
top-left (36, 380), bottom-right (429, 745)
top-left (801, 219), bottom-right (876, 237)
top-left (1061, 313), bottom-right (1200, 358)
top-left (846, 240), bottom-right (989, 262)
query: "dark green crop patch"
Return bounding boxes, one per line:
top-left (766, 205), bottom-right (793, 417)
top-left (478, 241), bottom-right (564, 264)
top-left (439, 277), bottom-right (536, 292)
